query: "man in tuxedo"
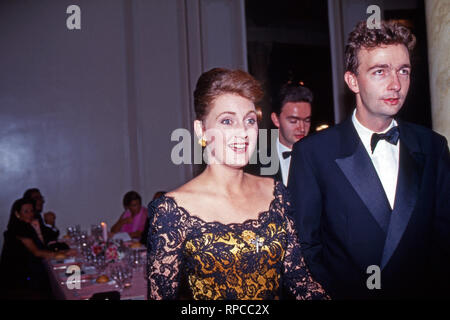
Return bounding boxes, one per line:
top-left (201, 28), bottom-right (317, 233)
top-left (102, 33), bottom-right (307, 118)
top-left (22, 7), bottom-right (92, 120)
top-left (288, 20), bottom-right (450, 299)
top-left (247, 84), bottom-right (313, 184)
top-left (270, 84), bottom-right (313, 185)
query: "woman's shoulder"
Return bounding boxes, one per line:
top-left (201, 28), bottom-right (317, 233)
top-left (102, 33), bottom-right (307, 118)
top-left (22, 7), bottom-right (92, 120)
top-left (164, 183), bottom-right (197, 203)
top-left (147, 189), bottom-right (195, 236)
top-left (160, 188), bottom-right (194, 214)
top-left (244, 173), bottom-right (276, 193)
top-left (7, 220), bottom-right (35, 238)
top-left (148, 182), bottom-right (198, 221)
top-left (164, 174), bottom-right (216, 208)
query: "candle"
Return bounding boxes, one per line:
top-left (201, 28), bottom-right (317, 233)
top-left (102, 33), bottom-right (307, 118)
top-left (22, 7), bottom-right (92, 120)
top-left (101, 222), bottom-right (108, 243)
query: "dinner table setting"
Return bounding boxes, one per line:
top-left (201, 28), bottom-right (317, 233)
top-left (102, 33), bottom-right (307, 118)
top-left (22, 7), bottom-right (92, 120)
top-left (45, 223), bottom-right (147, 300)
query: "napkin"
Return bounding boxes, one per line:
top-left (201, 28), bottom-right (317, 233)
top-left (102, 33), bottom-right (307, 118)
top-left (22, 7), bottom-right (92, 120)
top-left (111, 232), bottom-right (132, 242)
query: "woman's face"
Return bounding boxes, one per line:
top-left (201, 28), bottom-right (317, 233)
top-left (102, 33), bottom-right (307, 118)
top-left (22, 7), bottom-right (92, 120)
top-left (200, 93), bottom-right (258, 168)
top-left (16, 204), bottom-right (34, 223)
top-left (128, 199), bottom-right (141, 215)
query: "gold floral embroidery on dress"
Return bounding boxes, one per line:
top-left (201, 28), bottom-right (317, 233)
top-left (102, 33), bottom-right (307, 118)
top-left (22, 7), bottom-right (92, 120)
top-left (185, 223), bottom-right (286, 300)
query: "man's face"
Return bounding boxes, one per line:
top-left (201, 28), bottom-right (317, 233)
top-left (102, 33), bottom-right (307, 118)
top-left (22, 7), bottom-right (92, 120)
top-left (31, 191), bottom-right (44, 213)
top-left (346, 44), bottom-right (411, 128)
top-left (271, 101), bottom-right (311, 149)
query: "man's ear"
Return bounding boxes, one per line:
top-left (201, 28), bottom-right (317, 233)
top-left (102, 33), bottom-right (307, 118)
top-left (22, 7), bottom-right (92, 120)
top-left (194, 120), bottom-right (204, 140)
top-left (344, 71), bottom-right (359, 94)
top-left (270, 112), bottom-right (280, 128)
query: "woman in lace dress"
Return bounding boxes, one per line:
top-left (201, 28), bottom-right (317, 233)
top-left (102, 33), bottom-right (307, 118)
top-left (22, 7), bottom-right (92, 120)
top-left (147, 68), bottom-right (328, 300)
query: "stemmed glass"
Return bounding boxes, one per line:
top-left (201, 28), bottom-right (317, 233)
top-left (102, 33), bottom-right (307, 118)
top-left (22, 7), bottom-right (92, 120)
top-left (110, 264), bottom-right (133, 292)
top-left (127, 249), bottom-right (142, 269)
top-left (94, 254), bottom-right (107, 275)
top-left (127, 248), bottom-right (147, 282)
top-left (66, 225), bottom-right (82, 247)
top-left (91, 224), bottom-right (103, 242)
top-left (78, 231), bottom-right (90, 251)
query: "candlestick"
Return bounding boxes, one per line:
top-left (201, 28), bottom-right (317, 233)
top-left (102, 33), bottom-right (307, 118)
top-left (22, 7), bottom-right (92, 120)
top-left (101, 222), bottom-right (108, 243)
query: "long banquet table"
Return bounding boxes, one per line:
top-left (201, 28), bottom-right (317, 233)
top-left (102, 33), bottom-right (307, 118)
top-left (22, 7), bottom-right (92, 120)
top-left (45, 242), bottom-right (147, 300)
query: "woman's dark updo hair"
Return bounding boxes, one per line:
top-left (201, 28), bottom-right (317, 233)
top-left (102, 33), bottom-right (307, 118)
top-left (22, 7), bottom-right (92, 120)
top-left (122, 191), bottom-right (142, 209)
top-left (193, 68), bottom-right (264, 121)
top-left (7, 198), bottom-right (35, 229)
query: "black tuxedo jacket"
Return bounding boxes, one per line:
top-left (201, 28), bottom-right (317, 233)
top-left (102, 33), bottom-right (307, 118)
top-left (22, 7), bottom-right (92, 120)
top-left (35, 213), bottom-right (59, 245)
top-left (288, 118), bottom-right (450, 299)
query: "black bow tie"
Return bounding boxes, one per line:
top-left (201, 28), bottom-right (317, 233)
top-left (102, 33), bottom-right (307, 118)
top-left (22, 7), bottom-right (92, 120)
top-left (370, 126), bottom-right (400, 153)
top-left (282, 151), bottom-right (292, 159)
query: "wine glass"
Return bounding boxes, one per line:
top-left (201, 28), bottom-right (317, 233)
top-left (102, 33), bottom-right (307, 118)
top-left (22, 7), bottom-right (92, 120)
top-left (110, 264), bottom-right (133, 292)
top-left (94, 254), bottom-right (107, 275)
top-left (127, 249), bottom-right (142, 269)
top-left (91, 224), bottom-right (103, 242)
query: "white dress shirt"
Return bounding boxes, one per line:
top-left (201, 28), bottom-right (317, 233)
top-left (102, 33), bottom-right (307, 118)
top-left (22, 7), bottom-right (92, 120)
top-left (276, 138), bottom-right (292, 186)
top-left (352, 109), bottom-right (400, 209)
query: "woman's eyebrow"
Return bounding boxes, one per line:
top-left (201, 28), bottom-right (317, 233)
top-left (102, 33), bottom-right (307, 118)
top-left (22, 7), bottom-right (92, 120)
top-left (215, 110), bottom-right (256, 120)
top-left (215, 111), bottom-right (236, 120)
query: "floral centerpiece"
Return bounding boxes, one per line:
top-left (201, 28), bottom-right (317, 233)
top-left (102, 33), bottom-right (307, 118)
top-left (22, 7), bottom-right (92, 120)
top-left (91, 241), bottom-right (125, 263)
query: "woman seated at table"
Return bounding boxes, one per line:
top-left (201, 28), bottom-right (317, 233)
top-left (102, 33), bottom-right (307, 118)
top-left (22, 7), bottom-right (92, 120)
top-left (147, 68), bottom-right (329, 300)
top-left (0, 198), bottom-right (73, 299)
top-left (111, 191), bottom-right (148, 239)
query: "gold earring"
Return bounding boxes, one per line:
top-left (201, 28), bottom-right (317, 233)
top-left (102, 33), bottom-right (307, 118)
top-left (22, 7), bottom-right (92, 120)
top-left (198, 137), bottom-right (206, 147)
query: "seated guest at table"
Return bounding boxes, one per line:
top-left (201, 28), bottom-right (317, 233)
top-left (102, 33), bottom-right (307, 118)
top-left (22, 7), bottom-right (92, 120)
top-left (23, 188), bottom-right (60, 244)
top-left (111, 191), bottom-right (148, 239)
top-left (140, 191), bottom-right (166, 246)
top-left (0, 198), bottom-right (71, 299)
top-left (147, 68), bottom-right (328, 300)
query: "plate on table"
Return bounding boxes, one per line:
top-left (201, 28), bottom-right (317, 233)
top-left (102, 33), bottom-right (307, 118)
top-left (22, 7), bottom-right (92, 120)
top-left (125, 241), bottom-right (144, 249)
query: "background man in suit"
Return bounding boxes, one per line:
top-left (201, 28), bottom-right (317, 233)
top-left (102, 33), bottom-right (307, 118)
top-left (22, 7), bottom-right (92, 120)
top-left (259, 84), bottom-right (313, 185)
top-left (23, 188), bottom-right (60, 245)
top-left (288, 20), bottom-right (450, 299)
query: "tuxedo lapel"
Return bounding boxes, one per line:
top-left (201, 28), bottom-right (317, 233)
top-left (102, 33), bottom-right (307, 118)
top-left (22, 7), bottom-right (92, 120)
top-left (380, 123), bottom-right (425, 269)
top-left (334, 119), bottom-right (392, 235)
top-left (336, 145), bottom-right (392, 234)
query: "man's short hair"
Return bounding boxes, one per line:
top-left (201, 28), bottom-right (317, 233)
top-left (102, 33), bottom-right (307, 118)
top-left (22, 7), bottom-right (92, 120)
top-left (345, 20), bottom-right (416, 74)
top-left (273, 83), bottom-right (313, 115)
top-left (23, 188), bottom-right (40, 199)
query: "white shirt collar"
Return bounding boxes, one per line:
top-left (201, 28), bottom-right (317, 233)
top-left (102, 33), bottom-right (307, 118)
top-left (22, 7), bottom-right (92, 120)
top-left (276, 137), bottom-right (291, 155)
top-left (352, 108), bottom-right (397, 154)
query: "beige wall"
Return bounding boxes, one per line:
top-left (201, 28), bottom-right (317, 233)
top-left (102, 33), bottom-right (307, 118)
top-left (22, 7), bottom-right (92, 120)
top-left (425, 0), bottom-right (450, 142)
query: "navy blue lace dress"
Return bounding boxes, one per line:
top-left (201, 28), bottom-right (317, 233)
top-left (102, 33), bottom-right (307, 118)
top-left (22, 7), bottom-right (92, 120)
top-left (147, 180), bottom-right (328, 300)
